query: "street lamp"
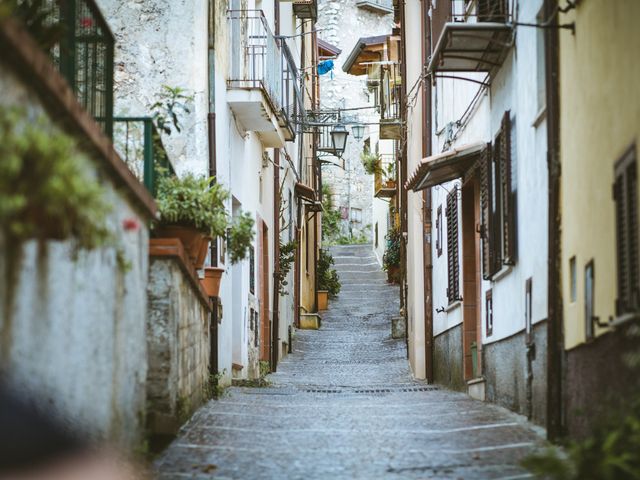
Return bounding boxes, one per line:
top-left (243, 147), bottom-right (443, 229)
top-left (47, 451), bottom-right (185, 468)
top-left (330, 124), bottom-right (349, 156)
top-left (351, 124), bottom-right (365, 141)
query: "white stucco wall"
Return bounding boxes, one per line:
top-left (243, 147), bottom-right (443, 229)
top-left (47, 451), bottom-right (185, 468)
top-left (0, 64), bottom-right (149, 449)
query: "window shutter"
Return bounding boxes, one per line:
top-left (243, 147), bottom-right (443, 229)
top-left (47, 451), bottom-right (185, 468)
top-left (446, 187), bottom-right (460, 302)
top-left (501, 111), bottom-right (516, 265)
top-left (481, 144), bottom-right (493, 280)
top-left (614, 146), bottom-right (639, 315)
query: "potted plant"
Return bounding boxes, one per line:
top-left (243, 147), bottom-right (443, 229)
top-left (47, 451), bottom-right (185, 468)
top-left (155, 173), bottom-right (229, 269)
top-left (317, 248), bottom-right (341, 310)
top-left (383, 227), bottom-right (401, 284)
top-left (201, 266), bottom-right (224, 297)
top-left (384, 161), bottom-right (397, 189)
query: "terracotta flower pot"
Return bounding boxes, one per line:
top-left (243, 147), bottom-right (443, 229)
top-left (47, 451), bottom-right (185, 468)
top-left (387, 265), bottom-right (400, 284)
top-left (155, 224), bottom-right (211, 269)
top-left (318, 290), bottom-right (329, 311)
top-left (201, 267), bottom-right (224, 298)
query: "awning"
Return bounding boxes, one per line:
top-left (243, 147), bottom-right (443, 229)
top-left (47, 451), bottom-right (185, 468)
top-left (405, 142), bottom-right (487, 192)
top-left (428, 22), bottom-right (513, 73)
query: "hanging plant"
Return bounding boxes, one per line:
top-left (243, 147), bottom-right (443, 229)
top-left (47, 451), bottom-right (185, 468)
top-left (0, 107), bottom-right (110, 249)
top-left (275, 240), bottom-right (297, 296)
top-left (360, 148), bottom-right (382, 176)
top-left (227, 212), bottom-right (255, 265)
top-left (382, 226), bottom-right (401, 271)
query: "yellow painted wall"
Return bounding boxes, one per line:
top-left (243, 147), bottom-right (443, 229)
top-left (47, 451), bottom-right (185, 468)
top-left (560, 0), bottom-right (640, 349)
top-left (300, 211), bottom-right (319, 313)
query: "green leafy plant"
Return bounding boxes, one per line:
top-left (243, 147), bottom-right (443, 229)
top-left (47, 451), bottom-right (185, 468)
top-left (151, 85), bottom-right (194, 136)
top-left (321, 184), bottom-right (342, 244)
top-left (318, 248), bottom-right (341, 297)
top-left (156, 173), bottom-right (228, 237)
top-left (382, 226), bottom-right (401, 271)
top-left (361, 148), bottom-right (382, 176)
top-left (275, 240), bottom-right (297, 296)
top-left (227, 212), bottom-right (255, 264)
top-left (156, 174), bottom-right (255, 264)
top-left (0, 107), bottom-right (110, 249)
top-left (384, 161), bottom-right (396, 183)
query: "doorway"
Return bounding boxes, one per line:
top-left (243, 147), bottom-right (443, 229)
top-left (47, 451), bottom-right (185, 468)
top-left (462, 179), bottom-right (482, 380)
top-left (260, 221), bottom-right (271, 363)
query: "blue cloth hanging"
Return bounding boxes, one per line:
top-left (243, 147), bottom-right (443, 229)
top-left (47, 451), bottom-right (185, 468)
top-left (317, 60), bottom-right (334, 76)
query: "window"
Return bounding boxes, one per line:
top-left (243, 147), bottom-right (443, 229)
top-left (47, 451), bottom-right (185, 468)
top-left (375, 222), bottom-right (379, 248)
top-left (536, 8), bottom-right (546, 113)
top-left (525, 278), bottom-right (532, 343)
top-left (614, 145), bottom-right (639, 315)
top-left (351, 208), bottom-right (363, 223)
top-left (486, 289), bottom-right (493, 336)
top-left (436, 205), bottom-right (443, 257)
top-left (446, 186), bottom-right (460, 303)
top-left (249, 245), bottom-right (255, 295)
top-left (569, 256), bottom-right (577, 302)
top-left (481, 111), bottom-right (517, 279)
top-left (585, 260), bottom-right (595, 340)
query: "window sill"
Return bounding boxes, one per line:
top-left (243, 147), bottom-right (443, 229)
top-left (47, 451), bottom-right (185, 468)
top-left (610, 312), bottom-right (640, 329)
top-left (491, 264), bottom-right (514, 283)
top-left (446, 300), bottom-right (463, 313)
top-left (532, 105), bottom-right (547, 128)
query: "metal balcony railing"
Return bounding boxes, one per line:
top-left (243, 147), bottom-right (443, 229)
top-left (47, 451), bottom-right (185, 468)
top-left (228, 10), bottom-right (303, 137)
top-left (228, 10), bottom-right (282, 113)
top-left (15, 0), bottom-right (115, 138)
top-left (113, 117), bottom-right (175, 197)
top-left (380, 63), bottom-right (401, 122)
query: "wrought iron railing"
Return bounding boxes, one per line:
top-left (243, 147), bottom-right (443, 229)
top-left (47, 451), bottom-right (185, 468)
top-left (280, 39), bottom-right (305, 137)
top-left (113, 117), bottom-right (175, 196)
top-left (431, 0), bottom-right (512, 50)
top-left (374, 153), bottom-right (397, 194)
top-left (380, 63), bottom-right (401, 122)
top-left (15, 0), bottom-right (115, 137)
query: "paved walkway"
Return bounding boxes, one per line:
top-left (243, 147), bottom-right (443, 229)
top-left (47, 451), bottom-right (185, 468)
top-left (155, 245), bottom-right (545, 479)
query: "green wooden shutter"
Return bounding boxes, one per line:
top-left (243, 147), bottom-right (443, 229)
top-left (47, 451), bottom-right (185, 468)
top-left (481, 144), bottom-right (493, 280)
top-left (446, 187), bottom-right (460, 302)
top-left (501, 111), bottom-right (516, 265)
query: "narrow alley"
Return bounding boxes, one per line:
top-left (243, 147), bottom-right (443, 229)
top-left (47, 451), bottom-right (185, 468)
top-left (155, 245), bottom-right (544, 479)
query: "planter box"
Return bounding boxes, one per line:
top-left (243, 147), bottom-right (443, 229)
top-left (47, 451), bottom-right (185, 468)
top-left (154, 224), bottom-right (211, 269)
top-left (318, 290), bottom-right (329, 310)
top-left (300, 313), bottom-right (321, 330)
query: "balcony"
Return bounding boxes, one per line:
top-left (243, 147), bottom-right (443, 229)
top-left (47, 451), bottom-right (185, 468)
top-left (15, 0), bottom-right (115, 137)
top-left (379, 63), bottom-right (402, 140)
top-left (113, 117), bottom-right (174, 197)
top-left (428, 0), bottom-right (513, 75)
top-left (293, 0), bottom-right (317, 20)
top-left (228, 11), bottom-right (302, 147)
top-left (374, 153), bottom-right (397, 199)
top-left (356, 0), bottom-right (393, 15)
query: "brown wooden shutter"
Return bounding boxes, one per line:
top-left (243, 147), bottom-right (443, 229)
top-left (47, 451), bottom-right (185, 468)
top-left (446, 187), bottom-right (460, 302)
top-left (614, 146), bottom-right (639, 315)
top-left (501, 111), bottom-right (516, 265)
top-left (481, 144), bottom-right (493, 280)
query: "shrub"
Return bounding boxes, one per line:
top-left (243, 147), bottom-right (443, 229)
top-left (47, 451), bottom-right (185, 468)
top-left (227, 212), bottom-right (255, 265)
top-left (360, 148), bottom-right (382, 176)
top-left (382, 226), bottom-right (401, 271)
top-left (318, 248), bottom-right (341, 297)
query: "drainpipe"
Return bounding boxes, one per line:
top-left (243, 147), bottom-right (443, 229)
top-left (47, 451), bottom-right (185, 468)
top-left (545, 0), bottom-right (564, 440)
top-left (398, 0), bottom-right (409, 355)
top-left (271, 149), bottom-right (281, 372)
top-left (420, 0), bottom-right (434, 383)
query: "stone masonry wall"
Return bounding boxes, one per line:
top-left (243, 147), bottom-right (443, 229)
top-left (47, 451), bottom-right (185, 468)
top-left (147, 257), bottom-right (211, 434)
top-left (317, 0), bottom-right (394, 241)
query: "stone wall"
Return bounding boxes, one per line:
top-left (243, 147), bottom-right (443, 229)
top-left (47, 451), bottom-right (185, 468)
top-left (0, 34), bottom-right (152, 448)
top-left (482, 322), bottom-right (548, 427)
top-left (316, 0), bottom-right (394, 241)
top-left (147, 253), bottom-right (212, 434)
top-left (433, 324), bottom-right (465, 392)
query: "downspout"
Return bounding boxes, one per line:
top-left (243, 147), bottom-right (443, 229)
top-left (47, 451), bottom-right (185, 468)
top-left (545, 0), bottom-right (564, 440)
top-left (271, 0), bottom-right (281, 372)
top-left (271, 149), bottom-right (281, 371)
top-left (421, 0), bottom-right (434, 383)
top-left (398, 0), bottom-right (409, 355)
top-left (207, 0), bottom-right (219, 382)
